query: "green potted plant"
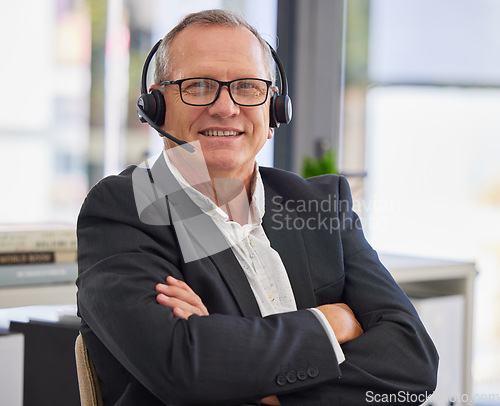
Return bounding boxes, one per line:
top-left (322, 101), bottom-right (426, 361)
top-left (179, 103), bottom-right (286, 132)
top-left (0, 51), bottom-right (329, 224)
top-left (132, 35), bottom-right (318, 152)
top-left (301, 148), bottom-right (338, 178)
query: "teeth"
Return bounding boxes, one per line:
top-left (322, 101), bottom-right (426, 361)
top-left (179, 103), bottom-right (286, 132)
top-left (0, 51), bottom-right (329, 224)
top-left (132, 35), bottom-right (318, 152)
top-left (202, 130), bottom-right (240, 136)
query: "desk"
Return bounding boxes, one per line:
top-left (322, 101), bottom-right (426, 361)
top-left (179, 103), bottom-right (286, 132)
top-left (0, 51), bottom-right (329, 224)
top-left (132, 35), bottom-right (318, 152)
top-left (0, 255), bottom-right (476, 404)
top-left (381, 253), bottom-right (477, 405)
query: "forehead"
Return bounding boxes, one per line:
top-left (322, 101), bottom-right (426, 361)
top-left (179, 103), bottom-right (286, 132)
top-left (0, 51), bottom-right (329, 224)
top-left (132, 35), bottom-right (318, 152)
top-left (168, 24), bottom-right (268, 78)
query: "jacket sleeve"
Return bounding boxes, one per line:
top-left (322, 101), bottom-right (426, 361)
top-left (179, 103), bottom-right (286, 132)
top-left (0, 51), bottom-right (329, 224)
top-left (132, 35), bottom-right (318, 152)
top-left (278, 175), bottom-right (438, 405)
top-left (76, 171), bottom-right (344, 405)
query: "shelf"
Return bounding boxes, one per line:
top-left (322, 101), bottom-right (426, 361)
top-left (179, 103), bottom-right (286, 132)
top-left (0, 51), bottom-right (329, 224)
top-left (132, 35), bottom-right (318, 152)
top-left (0, 283), bottom-right (77, 309)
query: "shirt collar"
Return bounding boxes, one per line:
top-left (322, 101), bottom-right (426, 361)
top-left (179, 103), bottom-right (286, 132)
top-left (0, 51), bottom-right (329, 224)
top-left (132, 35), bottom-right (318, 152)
top-left (162, 150), bottom-right (265, 225)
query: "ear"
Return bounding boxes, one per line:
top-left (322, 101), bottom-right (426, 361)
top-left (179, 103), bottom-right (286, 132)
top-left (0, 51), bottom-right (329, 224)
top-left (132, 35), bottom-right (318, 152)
top-left (267, 127), bottom-right (274, 140)
top-left (270, 85), bottom-right (279, 104)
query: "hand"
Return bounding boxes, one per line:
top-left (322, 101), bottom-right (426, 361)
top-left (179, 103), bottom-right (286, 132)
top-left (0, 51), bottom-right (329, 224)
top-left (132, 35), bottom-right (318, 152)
top-left (316, 303), bottom-right (363, 344)
top-left (156, 276), bottom-right (209, 319)
top-left (261, 395), bottom-right (281, 405)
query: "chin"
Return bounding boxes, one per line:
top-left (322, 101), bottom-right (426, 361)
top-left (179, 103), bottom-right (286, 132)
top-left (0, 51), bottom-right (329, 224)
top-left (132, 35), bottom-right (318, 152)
top-left (206, 161), bottom-right (240, 173)
top-left (204, 152), bottom-right (239, 167)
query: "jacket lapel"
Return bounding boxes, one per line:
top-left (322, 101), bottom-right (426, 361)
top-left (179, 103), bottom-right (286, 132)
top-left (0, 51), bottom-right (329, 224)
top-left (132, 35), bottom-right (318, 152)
top-left (148, 154), bottom-right (261, 317)
top-left (209, 250), bottom-right (262, 317)
top-left (262, 181), bottom-right (317, 310)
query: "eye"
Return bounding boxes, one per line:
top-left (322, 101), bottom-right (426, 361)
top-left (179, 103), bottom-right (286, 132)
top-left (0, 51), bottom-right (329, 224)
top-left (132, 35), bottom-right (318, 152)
top-left (234, 80), bottom-right (267, 95)
top-left (237, 81), bottom-right (255, 89)
top-left (182, 79), bottom-right (217, 94)
top-left (191, 80), bottom-right (209, 88)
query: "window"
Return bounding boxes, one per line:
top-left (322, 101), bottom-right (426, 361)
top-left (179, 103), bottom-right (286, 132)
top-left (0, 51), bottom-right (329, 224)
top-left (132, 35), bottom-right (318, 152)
top-left (363, 0), bottom-right (500, 396)
top-left (0, 0), bottom-right (90, 224)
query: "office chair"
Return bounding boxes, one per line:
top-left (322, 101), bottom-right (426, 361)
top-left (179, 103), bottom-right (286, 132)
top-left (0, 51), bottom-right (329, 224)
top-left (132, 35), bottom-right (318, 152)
top-left (75, 333), bottom-right (103, 406)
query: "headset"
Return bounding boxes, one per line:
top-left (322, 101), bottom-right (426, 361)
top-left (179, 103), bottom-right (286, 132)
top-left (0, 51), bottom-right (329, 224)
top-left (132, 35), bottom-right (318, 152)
top-left (136, 38), bottom-right (292, 153)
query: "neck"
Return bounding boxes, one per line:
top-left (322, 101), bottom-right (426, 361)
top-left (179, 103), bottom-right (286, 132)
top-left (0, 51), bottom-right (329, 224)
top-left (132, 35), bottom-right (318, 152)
top-left (207, 167), bottom-right (254, 200)
top-left (165, 146), bottom-right (256, 225)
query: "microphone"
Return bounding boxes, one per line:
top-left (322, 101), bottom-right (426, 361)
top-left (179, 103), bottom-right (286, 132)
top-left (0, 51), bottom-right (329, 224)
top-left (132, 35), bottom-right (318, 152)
top-left (136, 103), bottom-right (196, 153)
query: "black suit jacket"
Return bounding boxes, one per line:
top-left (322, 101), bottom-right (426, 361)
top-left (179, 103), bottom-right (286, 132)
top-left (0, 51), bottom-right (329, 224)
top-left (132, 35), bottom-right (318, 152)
top-left (76, 155), bottom-right (438, 405)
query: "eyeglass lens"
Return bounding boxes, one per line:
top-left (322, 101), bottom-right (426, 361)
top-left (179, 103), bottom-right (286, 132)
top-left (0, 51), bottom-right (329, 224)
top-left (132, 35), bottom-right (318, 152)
top-left (180, 78), bottom-right (269, 106)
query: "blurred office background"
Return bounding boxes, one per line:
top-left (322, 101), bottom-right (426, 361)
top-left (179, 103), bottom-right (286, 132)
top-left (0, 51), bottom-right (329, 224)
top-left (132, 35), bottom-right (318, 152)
top-left (1, 0), bottom-right (499, 402)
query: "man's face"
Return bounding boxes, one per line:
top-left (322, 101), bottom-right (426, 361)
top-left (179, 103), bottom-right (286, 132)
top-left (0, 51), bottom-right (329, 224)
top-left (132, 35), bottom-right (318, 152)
top-left (158, 24), bottom-right (273, 181)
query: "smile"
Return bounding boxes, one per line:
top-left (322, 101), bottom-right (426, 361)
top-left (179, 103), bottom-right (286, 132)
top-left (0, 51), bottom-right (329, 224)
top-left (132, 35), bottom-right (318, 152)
top-left (201, 130), bottom-right (242, 137)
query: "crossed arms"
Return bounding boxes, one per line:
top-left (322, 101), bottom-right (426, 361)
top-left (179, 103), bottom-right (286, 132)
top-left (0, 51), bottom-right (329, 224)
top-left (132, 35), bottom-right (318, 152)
top-left (156, 275), bottom-right (364, 405)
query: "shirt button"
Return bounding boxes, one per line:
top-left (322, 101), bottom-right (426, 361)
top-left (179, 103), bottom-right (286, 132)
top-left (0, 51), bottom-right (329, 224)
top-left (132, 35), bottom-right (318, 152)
top-left (268, 292), bottom-right (275, 301)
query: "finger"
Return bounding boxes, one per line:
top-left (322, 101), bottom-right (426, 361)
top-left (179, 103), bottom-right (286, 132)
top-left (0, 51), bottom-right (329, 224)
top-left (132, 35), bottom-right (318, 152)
top-left (158, 284), bottom-right (206, 309)
top-left (156, 283), bottom-right (169, 295)
top-left (173, 307), bottom-right (188, 320)
top-left (156, 279), bottom-right (209, 316)
top-left (156, 284), bottom-right (195, 304)
top-left (160, 283), bottom-right (209, 316)
top-left (156, 294), bottom-right (204, 317)
top-left (156, 293), bottom-right (177, 309)
top-left (166, 276), bottom-right (196, 294)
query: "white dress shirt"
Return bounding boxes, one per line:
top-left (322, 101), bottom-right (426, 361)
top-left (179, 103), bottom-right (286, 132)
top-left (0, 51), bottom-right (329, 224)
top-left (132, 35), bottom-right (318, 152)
top-left (163, 151), bottom-right (345, 364)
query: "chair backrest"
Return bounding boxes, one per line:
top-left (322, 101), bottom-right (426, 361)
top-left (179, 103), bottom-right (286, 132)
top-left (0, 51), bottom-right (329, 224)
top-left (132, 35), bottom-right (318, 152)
top-left (75, 333), bottom-right (104, 406)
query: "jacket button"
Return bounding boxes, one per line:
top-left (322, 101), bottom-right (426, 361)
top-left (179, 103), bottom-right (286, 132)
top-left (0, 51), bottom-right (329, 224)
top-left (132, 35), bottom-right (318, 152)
top-left (297, 368), bottom-right (308, 381)
top-left (286, 371), bottom-right (297, 383)
top-left (276, 374), bottom-right (287, 386)
top-left (307, 366), bottom-right (319, 378)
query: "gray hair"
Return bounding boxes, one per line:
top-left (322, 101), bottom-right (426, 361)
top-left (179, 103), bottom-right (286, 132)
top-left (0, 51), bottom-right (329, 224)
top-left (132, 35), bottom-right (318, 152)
top-left (153, 9), bottom-right (276, 84)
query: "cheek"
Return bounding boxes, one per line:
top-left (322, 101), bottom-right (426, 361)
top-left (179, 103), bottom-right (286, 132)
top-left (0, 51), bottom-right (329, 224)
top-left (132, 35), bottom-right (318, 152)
top-left (163, 102), bottom-right (179, 129)
top-left (258, 107), bottom-right (272, 141)
top-left (164, 105), bottom-right (201, 134)
top-left (252, 104), bottom-right (270, 133)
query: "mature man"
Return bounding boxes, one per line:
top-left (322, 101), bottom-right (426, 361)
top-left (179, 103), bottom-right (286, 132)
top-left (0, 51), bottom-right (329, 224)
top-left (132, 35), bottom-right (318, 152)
top-left (77, 9), bottom-right (438, 406)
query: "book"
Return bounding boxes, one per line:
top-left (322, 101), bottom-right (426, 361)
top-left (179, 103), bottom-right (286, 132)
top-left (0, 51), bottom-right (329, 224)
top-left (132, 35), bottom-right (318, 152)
top-left (0, 251), bottom-right (77, 265)
top-left (0, 223), bottom-right (77, 253)
top-left (0, 262), bottom-right (78, 287)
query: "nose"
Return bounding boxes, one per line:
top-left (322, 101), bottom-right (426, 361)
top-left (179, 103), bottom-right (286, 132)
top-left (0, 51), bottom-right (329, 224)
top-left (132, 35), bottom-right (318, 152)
top-left (208, 85), bottom-right (240, 118)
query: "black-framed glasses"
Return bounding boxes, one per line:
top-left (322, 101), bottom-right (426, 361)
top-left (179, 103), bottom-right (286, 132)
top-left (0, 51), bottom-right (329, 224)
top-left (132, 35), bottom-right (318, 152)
top-left (159, 77), bottom-right (272, 107)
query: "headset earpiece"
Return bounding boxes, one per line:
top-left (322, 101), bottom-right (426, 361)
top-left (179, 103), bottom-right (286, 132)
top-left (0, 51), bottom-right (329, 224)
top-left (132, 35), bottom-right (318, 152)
top-left (268, 44), bottom-right (292, 128)
top-left (137, 40), bottom-right (166, 127)
top-left (269, 92), bottom-right (292, 128)
top-left (137, 89), bottom-right (165, 126)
